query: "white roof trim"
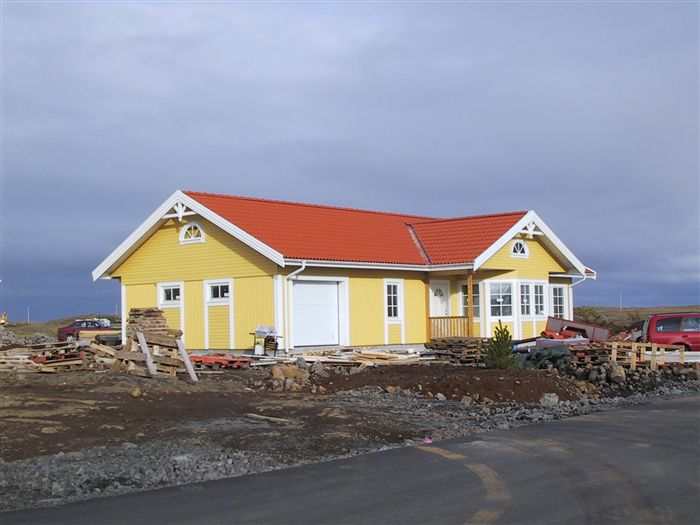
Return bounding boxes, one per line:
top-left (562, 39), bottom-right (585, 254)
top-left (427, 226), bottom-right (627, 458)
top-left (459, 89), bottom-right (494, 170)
top-left (284, 258), bottom-right (474, 272)
top-left (473, 210), bottom-right (592, 277)
top-left (92, 190), bottom-right (285, 280)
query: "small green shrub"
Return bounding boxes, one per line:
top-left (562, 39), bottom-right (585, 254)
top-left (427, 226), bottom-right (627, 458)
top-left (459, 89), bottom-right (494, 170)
top-left (483, 321), bottom-right (516, 369)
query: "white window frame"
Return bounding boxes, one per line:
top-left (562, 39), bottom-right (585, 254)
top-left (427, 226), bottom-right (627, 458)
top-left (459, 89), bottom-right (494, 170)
top-left (206, 280), bottom-right (232, 305)
top-left (550, 285), bottom-right (568, 319)
top-left (519, 281), bottom-right (549, 320)
top-left (383, 278), bottom-right (405, 345)
top-left (203, 278), bottom-right (234, 350)
top-left (459, 282), bottom-right (481, 322)
top-left (179, 221), bottom-right (205, 245)
top-left (158, 282), bottom-right (183, 308)
top-left (488, 281), bottom-right (515, 320)
top-left (510, 239), bottom-right (529, 259)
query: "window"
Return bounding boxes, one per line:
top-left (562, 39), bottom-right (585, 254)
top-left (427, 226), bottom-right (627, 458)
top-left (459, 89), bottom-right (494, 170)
top-left (490, 283), bottom-right (512, 317)
top-left (551, 286), bottom-right (566, 318)
top-left (520, 284), bottom-right (531, 316)
top-left (656, 317), bottom-right (682, 332)
top-left (534, 284), bottom-right (545, 316)
top-left (682, 317), bottom-right (700, 332)
top-left (386, 283), bottom-right (399, 319)
top-left (461, 284), bottom-right (480, 318)
top-left (179, 222), bottom-right (205, 244)
top-left (511, 240), bottom-right (529, 259)
top-left (208, 282), bottom-right (230, 303)
top-left (159, 284), bottom-right (181, 306)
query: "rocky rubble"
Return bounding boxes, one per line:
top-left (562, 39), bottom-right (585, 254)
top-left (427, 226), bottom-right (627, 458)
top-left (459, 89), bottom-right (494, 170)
top-left (0, 330), bottom-right (56, 347)
top-left (1, 376), bottom-right (698, 513)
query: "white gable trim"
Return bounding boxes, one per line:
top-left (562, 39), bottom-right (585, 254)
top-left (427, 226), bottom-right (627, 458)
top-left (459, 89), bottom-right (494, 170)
top-left (92, 190), bottom-right (285, 281)
top-left (472, 211), bottom-right (591, 277)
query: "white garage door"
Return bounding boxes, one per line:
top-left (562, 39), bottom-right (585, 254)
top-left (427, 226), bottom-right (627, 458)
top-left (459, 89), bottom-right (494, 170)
top-left (293, 281), bottom-right (339, 347)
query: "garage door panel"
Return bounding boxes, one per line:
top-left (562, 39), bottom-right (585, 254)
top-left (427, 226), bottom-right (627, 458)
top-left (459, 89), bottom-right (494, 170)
top-left (293, 281), bottom-right (339, 347)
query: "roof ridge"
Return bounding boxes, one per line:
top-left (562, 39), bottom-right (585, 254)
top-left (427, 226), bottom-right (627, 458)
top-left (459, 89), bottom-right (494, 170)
top-left (409, 210), bottom-right (528, 226)
top-left (185, 190), bottom-right (438, 220)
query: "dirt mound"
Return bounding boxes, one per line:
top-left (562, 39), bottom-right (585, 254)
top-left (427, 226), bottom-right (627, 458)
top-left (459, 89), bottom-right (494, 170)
top-left (315, 365), bottom-right (582, 403)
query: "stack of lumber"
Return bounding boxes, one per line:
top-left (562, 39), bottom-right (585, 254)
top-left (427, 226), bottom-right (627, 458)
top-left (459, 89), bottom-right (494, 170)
top-left (0, 342), bottom-right (92, 373)
top-left (346, 349), bottom-right (435, 366)
top-left (126, 308), bottom-right (182, 339)
top-left (190, 353), bottom-right (251, 371)
top-left (111, 331), bottom-right (198, 382)
top-left (424, 337), bottom-right (488, 364)
top-left (569, 345), bottom-right (612, 366)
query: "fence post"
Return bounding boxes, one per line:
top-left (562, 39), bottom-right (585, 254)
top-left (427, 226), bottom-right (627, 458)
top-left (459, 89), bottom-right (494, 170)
top-left (630, 343), bottom-right (637, 370)
top-left (651, 343), bottom-right (657, 371)
top-left (611, 342), bottom-right (618, 363)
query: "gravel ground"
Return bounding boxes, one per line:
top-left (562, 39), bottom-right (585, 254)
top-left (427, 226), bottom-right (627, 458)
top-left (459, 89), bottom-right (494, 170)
top-left (1, 378), bottom-right (698, 513)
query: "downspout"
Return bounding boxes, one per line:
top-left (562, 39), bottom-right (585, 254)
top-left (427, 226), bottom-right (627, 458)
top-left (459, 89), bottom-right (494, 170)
top-left (284, 261), bottom-right (307, 353)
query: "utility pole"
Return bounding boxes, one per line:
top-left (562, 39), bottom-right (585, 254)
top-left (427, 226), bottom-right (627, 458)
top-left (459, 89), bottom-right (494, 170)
top-left (619, 292), bottom-right (622, 311)
top-left (26, 306), bottom-right (30, 324)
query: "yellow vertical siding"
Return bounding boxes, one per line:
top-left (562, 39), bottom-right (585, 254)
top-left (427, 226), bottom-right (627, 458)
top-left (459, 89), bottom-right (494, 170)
top-left (162, 308), bottom-right (181, 332)
top-left (185, 281), bottom-right (204, 349)
top-left (125, 283), bottom-right (157, 311)
top-left (404, 278), bottom-right (428, 344)
top-left (234, 276), bottom-right (274, 349)
top-left (208, 306), bottom-right (231, 349)
top-left (388, 324), bottom-right (402, 344)
top-left (348, 277), bottom-right (384, 346)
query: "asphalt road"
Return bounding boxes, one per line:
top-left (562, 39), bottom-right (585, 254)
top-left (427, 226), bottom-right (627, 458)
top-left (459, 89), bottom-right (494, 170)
top-left (3, 395), bottom-right (699, 525)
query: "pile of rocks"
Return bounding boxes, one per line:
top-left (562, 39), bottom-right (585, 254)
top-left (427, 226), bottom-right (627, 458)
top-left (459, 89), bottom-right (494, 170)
top-left (260, 360), bottom-right (332, 393)
top-left (0, 330), bottom-right (56, 347)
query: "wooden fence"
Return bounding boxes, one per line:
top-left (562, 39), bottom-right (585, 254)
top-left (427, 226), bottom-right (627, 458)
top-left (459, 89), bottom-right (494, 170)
top-left (610, 341), bottom-right (688, 370)
top-left (429, 316), bottom-right (472, 340)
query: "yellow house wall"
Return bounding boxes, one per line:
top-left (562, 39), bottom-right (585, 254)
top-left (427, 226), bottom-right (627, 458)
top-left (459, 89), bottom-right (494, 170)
top-left (235, 276), bottom-right (275, 349)
top-left (388, 324), bottom-right (402, 345)
top-left (480, 236), bottom-right (566, 279)
top-left (162, 308), bottom-right (181, 332)
top-left (281, 267), bottom-right (428, 346)
top-left (185, 281), bottom-right (204, 348)
top-left (208, 306), bottom-right (231, 349)
top-left (112, 218), bottom-right (276, 285)
top-left (125, 283), bottom-right (157, 311)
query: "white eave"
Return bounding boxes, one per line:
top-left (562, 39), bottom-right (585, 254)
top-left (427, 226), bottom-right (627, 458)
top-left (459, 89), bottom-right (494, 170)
top-left (473, 210), bottom-right (595, 279)
top-left (92, 190), bottom-right (285, 281)
top-left (284, 258), bottom-right (475, 272)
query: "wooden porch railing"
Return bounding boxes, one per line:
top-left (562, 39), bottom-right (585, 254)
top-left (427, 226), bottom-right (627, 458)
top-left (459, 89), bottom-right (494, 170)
top-left (429, 316), bottom-right (471, 340)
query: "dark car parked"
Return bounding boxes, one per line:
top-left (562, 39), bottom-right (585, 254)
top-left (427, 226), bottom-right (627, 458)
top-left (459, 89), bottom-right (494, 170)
top-left (57, 319), bottom-right (110, 342)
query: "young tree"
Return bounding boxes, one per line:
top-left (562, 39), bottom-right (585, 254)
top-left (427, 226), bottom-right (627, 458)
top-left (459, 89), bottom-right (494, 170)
top-left (483, 321), bottom-right (516, 369)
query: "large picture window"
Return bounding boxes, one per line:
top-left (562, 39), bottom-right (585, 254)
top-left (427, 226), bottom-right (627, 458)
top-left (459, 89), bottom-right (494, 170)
top-left (461, 284), bottom-right (480, 318)
top-left (490, 283), bottom-right (512, 317)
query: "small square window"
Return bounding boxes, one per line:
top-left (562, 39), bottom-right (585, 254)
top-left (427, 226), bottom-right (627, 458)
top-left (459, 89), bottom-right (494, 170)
top-left (208, 283), bottom-right (230, 303)
top-left (159, 285), bottom-right (181, 306)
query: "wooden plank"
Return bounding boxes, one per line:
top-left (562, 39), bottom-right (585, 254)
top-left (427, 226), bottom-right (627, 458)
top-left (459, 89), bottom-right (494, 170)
top-left (246, 413), bottom-right (290, 423)
top-left (139, 331), bottom-right (179, 348)
top-left (176, 338), bottom-right (199, 382)
top-left (136, 332), bottom-right (157, 377)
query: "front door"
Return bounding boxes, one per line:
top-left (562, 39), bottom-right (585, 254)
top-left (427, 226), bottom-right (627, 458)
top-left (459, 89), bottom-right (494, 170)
top-left (429, 281), bottom-right (450, 316)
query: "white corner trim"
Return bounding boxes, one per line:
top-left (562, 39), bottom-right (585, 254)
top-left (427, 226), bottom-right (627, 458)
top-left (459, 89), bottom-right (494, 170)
top-left (274, 274), bottom-right (283, 337)
top-left (473, 211), bottom-right (590, 277)
top-left (120, 284), bottom-right (126, 345)
top-left (92, 190), bottom-right (285, 281)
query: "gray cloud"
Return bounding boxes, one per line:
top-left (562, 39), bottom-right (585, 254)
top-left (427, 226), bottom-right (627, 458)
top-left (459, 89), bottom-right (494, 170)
top-left (1, 2), bottom-right (698, 320)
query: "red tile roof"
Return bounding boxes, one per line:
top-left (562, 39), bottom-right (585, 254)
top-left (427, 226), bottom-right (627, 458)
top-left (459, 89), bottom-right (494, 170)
top-left (185, 191), bottom-right (527, 265)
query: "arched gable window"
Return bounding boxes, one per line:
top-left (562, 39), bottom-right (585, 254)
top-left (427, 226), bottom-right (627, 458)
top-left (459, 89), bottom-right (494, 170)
top-left (511, 239), bottom-right (529, 259)
top-left (179, 222), bottom-right (205, 244)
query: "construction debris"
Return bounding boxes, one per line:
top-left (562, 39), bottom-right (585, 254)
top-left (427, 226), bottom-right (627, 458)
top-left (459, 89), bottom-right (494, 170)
top-left (126, 308), bottom-right (181, 339)
top-left (110, 331), bottom-right (198, 382)
top-left (0, 342), bottom-right (93, 373)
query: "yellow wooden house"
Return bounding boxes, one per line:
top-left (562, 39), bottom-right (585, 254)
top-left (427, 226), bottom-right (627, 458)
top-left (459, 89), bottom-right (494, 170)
top-left (93, 191), bottom-right (596, 350)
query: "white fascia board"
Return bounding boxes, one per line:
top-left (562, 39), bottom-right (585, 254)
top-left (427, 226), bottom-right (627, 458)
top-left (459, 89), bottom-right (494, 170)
top-left (283, 259), bottom-right (474, 272)
top-left (472, 211), bottom-right (590, 276)
top-left (92, 190), bottom-right (285, 281)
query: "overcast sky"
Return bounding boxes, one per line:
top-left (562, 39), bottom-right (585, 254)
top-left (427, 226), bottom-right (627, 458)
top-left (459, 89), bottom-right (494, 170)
top-left (1, 1), bottom-right (698, 321)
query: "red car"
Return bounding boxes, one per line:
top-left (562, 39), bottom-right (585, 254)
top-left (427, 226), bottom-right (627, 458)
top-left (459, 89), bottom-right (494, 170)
top-left (644, 313), bottom-right (700, 351)
top-left (57, 319), bottom-right (111, 342)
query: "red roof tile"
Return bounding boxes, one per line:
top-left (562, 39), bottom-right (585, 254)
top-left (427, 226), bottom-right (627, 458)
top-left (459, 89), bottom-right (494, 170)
top-left (185, 191), bottom-right (526, 265)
